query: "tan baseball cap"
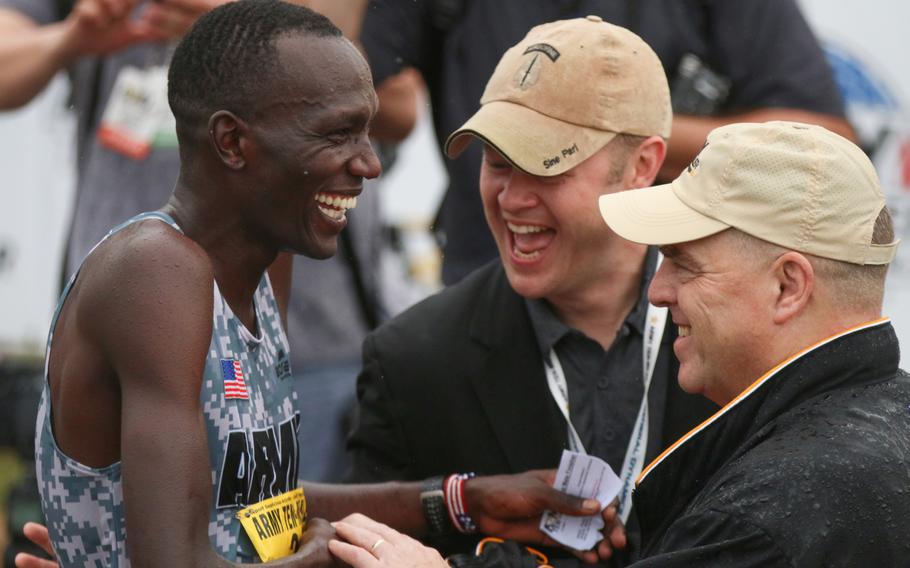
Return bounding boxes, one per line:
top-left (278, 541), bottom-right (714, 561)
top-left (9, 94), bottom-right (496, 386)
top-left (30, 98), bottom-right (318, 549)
top-left (444, 15), bottom-right (671, 176)
top-left (599, 121), bottom-right (900, 265)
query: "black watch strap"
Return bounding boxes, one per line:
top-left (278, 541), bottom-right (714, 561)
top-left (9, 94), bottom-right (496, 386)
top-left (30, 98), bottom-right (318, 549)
top-left (420, 475), bottom-right (453, 537)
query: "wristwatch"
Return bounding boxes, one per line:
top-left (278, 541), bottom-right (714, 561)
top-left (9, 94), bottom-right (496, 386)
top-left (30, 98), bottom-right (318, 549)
top-left (420, 475), bottom-right (453, 536)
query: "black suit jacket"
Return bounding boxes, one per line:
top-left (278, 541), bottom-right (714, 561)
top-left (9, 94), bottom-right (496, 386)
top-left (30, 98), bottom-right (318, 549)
top-left (348, 261), bottom-right (715, 481)
top-left (346, 261), bottom-right (717, 561)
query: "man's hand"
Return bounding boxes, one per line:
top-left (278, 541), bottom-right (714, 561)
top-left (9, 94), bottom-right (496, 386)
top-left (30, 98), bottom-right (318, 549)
top-left (140, 0), bottom-right (228, 40)
top-left (463, 470), bottom-right (601, 549)
top-left (329, 513), bottom-right (447, 568)
top-left (14, 522), bottom-right (58, 568)
top-left (62, 0), bottom-right (163, 56)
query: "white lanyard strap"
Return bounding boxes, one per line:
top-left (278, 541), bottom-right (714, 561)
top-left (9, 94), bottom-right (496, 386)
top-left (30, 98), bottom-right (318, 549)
top-left (543, 254), bottom-right (667, 522)
top-left (614, 299), bottom-right (667, 522)
top-left (544, 350), bottom-right (586, 453)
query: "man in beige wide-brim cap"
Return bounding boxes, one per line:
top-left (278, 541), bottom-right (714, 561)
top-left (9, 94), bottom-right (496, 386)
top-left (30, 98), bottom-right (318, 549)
top-left (345, 15), bottom-right (717, 566)
top-left (599, 120), bottom-right (910, 565)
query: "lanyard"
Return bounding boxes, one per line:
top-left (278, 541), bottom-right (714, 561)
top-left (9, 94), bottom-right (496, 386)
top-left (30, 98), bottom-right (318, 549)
top-left (543, 255), bottom-right (667, 523)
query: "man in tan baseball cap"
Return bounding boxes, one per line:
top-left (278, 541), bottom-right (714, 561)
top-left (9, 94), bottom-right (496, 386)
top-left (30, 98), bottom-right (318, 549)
top-left (445, 14), bottom-right (671, 177)
top-left (346, 15), bottom-right (716, 565)
top-left (598, 121), bottom-right (910, 565)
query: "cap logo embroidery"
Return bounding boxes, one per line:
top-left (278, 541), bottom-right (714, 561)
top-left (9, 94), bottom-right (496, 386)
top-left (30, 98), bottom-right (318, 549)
top-left (687, 141), bottom-right (709, 175)
top-left (514, 43), bottom-right (560, 90)
top-left (543, 142), bottom-right (580, 170)
top-left (523, 43), bottom-right (561, 61)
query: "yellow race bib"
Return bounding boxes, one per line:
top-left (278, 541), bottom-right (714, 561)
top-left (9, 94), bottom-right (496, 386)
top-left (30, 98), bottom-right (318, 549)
top-left (236, 487), bottom-right (307, 562)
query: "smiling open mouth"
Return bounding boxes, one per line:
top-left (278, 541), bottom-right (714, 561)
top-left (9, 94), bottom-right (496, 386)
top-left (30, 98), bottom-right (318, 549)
top-left (679, 325), bottom-right (691, 337)
top-left (507, 221), bottom-right (554, 260)
top-left (315, 192), bottom-right (358, 221)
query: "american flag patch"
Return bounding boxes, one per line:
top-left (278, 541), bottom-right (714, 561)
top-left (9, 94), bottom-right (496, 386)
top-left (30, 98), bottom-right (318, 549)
top-left (221, 359), bottom-right (249, 400)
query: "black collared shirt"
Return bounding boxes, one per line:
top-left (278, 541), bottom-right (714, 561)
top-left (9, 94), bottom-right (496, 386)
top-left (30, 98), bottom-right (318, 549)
top-left (525, 248), bottom-right (659, 472)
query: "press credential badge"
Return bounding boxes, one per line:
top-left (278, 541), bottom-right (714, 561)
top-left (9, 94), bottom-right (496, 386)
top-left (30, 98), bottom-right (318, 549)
top-left (97, 66), bottom-right (173, 160)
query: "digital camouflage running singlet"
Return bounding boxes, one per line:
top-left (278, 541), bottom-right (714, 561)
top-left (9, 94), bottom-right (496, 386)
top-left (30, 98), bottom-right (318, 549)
top-left (36, 212), bottom-right (299, 566)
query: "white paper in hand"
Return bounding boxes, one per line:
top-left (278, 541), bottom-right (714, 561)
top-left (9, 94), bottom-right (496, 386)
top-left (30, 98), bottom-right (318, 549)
top-left (539, 450), bottom-right (622, 551)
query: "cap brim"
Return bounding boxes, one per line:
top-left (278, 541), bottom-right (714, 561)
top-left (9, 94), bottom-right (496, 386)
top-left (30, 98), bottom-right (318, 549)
top-left (444, 100), bottom-right (617, 177)
top-left (598, 182), bottom-right (730, 245)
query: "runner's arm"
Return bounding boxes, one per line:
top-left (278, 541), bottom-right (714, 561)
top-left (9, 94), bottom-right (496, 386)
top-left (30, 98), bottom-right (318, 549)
top-left (303, 470), bottom-right (601, 546)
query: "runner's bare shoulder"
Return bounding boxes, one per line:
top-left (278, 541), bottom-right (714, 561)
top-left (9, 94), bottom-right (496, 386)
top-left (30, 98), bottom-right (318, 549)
top-left (72, 217), bottom-right (215, 355)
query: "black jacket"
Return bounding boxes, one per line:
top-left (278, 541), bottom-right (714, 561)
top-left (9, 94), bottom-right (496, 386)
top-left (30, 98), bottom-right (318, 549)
top-left (631, 320), bottom-right (910, 567)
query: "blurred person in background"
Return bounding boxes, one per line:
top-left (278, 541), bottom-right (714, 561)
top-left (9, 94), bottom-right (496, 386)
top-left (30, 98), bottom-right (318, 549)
top-left (358, 0), bottom-right (857, 284)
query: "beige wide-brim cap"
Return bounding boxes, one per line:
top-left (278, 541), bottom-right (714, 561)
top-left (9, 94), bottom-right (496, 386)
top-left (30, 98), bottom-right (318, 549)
top-left (599, 121), bottom-right (899, 265)
top-left (445, 16), bottom-right (671, 176)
